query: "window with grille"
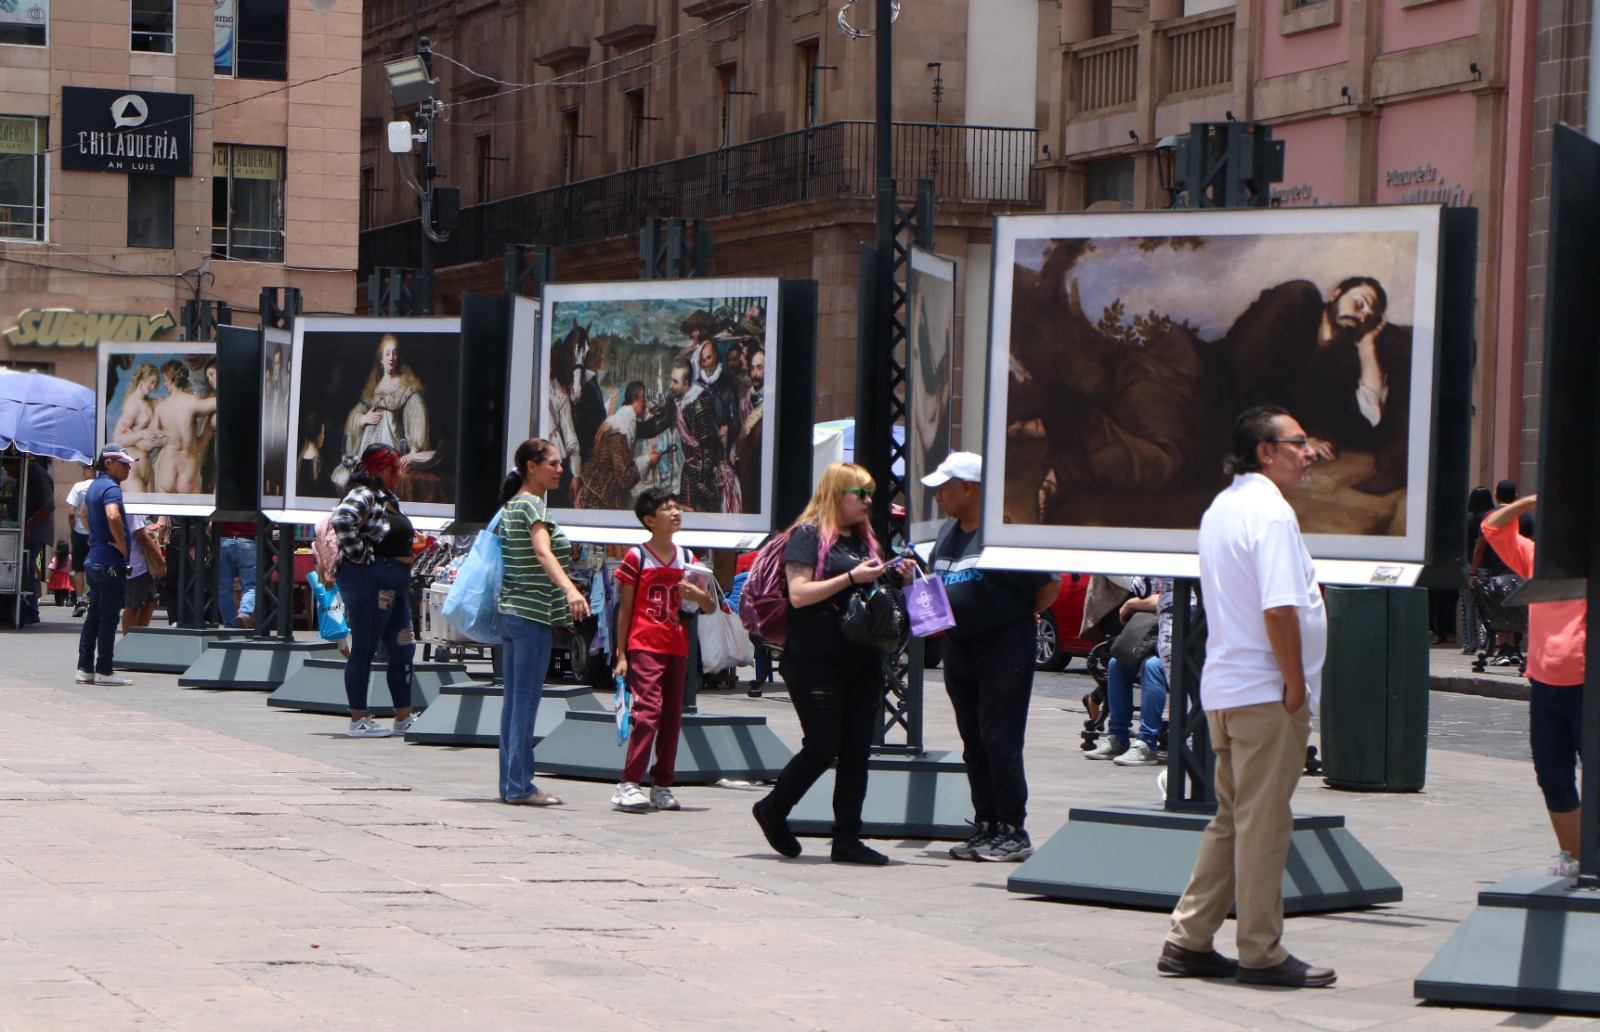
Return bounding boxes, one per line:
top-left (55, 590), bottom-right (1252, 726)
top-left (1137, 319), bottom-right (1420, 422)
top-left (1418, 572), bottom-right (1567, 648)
top-left (0, 116), bottom-right (46, 242)
top-left (211, 144), bottom-right (285, 262)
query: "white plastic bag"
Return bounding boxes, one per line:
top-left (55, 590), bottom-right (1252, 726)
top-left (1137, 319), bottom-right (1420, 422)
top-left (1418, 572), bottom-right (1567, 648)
top-left (697, 581), bottom-right (756, 672)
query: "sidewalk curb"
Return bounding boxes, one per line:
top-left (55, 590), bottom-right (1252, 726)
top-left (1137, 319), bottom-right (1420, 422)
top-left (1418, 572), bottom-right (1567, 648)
top-left (1430, 675), bottom-right (1530, 702)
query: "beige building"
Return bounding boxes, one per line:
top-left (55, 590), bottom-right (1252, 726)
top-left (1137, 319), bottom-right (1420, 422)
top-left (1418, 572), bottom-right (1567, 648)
top-left (1, 0), bottom-right (363, 390)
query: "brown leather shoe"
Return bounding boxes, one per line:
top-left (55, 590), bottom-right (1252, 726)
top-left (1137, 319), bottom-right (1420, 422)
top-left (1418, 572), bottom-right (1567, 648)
top-left (1236, 954), bottom-right (1337, 988)
top-left (1157, 941), bottom-right (1239, 978)
top-left (504, 791), bottom-right (562, 806)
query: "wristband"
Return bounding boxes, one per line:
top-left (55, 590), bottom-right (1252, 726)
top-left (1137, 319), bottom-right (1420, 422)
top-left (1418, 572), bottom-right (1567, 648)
top-left (847, 568), bottom-right (856, 585)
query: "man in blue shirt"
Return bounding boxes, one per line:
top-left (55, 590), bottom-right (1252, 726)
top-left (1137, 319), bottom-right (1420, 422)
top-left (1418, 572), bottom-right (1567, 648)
top-left (77, 444), bottom-right (137, 686)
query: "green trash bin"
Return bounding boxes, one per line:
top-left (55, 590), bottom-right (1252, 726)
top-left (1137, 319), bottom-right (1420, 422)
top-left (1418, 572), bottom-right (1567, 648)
top-left (1319, 586), bottom-right (1429, 792)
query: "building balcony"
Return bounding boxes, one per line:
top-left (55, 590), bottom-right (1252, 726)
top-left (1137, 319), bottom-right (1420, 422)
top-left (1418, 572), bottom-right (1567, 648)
top-left (358, 119), bottom-right (1043, 276)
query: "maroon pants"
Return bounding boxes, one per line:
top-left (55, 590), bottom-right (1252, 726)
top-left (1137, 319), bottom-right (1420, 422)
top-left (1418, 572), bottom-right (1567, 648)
top-left (622, 649), bottom-right (687, 786)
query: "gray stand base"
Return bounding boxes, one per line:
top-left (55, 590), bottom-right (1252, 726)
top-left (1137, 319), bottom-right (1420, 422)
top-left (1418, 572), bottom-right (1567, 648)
top-left (534, 710), bottom-right (792, 784)
top-left (1415, 874), bottom-right (1600, 1014)
top-left (1006, 805), bottom-right (1403, 912)
top-left (787, 751), bottom-right (974, 840)
top-left (115, 626), bottom-right (256, 673)
top-left (178, 639), bottom-right (340, 690)
top-left (403, 682), bottom-right (604, 746)
top-left (264, 657), bottom-right (465, 716)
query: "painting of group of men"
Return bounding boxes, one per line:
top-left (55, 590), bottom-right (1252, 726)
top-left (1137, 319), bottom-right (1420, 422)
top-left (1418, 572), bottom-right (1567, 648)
top-left (993, 209), bottom-right (1438, 548)
top-left (100, 346), bottom-right (219, 505)
top-left (542, 288), bottom-right (771, 521)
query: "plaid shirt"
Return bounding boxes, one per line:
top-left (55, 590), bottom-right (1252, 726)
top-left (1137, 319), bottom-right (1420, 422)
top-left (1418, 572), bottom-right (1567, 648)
top-left (330, 484), bottom-right (397, 567)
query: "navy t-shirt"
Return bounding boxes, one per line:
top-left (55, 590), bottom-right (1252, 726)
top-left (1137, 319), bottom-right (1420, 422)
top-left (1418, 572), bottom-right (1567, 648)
top-left (928, 519), bottom-right (1055, 639)
top-left (783, 522), bottom-right (876, 664)
top-left (84, 474), bottom-right (128, 567)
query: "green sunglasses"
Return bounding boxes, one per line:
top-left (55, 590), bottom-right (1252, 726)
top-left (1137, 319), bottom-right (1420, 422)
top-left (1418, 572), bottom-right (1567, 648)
top-left (843, 487), bottom-right (873, 499)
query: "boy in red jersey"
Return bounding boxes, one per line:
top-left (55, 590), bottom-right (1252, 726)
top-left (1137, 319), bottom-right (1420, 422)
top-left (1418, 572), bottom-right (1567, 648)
top-left (612, 487), bottom-right (715, 811)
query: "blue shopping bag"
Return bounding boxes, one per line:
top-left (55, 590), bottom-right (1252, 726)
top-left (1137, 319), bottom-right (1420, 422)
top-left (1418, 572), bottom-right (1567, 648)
top-left (614, 674), bottom-right (632, 745)
top-left (441, 511), bottom-right (505, 645)
top-left (307, 571), bottom-right (350, 642)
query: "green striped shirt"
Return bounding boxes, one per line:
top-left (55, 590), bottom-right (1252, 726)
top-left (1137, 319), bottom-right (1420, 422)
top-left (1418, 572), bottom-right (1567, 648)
top-left (496, 493), bottom-right (572, 625)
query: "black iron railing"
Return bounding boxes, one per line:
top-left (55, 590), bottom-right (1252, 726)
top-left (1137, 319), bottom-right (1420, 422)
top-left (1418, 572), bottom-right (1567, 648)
top-left (359, 120), bottom-right (1043, 275)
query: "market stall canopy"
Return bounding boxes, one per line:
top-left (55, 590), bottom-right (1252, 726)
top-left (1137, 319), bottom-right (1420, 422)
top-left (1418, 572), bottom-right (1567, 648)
top-left (0, 369), bottom-right (96, 464)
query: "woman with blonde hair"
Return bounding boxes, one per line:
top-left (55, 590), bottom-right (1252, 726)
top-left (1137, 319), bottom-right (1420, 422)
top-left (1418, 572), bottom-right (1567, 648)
top-left (751, 462), bottom-right (913, 865)
top-left (340, 334), bottom-right (435, 483)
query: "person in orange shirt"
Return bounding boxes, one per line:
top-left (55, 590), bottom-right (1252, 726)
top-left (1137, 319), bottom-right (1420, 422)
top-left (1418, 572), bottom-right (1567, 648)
top-left (1481, 494), bottom-right (1588, 877)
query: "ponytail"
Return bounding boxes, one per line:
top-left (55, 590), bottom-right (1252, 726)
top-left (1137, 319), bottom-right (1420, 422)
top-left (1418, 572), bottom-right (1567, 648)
top-left (498, 471), bottom-right (522, 508)
top-left (503, 438), bottom-right (560, 507)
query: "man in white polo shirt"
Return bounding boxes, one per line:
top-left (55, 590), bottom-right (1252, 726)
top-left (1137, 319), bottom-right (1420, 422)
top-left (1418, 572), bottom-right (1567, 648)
top-left (1157, 405), bottom-right (1334, 989)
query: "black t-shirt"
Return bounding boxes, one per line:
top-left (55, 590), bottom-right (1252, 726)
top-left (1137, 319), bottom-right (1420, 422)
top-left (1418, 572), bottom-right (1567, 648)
top-left (783, 522), bottom-right (875, 663)
top-left (375, 508), bottom-right (415, 559)
top-left (928, 519), bottom-right (1056, 639)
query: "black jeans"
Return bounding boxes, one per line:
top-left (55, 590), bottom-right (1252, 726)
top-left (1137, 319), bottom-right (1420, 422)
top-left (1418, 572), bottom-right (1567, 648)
top-left (77, 563), bottom-right (127, 675)
top-left (767, 650), bottom-right (884, 842)
top-left (339, 558), bottom-right (415, 712)
top-left (943, 618), bottom-right (1037, 829)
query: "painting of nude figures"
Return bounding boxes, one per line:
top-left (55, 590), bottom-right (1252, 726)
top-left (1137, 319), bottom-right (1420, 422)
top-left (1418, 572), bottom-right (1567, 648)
top-left (534, 278), bottom-right (781, 535)
top-left (907, 248), bottom-right (957, 544)
top-left (97, 342), bottom-right (219, 510)
top-left (983, 205), bottom-right (1442, 566)
top-left (286, 317), bottom-right (462, 519)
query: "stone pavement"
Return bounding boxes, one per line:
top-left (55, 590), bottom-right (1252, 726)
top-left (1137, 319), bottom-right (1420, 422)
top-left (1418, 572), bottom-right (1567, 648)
top-left (0, 608), bottom-right (1594, 1031)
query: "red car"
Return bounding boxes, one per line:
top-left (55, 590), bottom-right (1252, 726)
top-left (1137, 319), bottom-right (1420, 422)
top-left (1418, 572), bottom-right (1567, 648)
top-left (924, 573), bottom-right (1097, 672)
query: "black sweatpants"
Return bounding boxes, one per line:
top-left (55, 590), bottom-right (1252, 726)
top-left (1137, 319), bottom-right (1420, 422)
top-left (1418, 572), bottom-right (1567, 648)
top-left (767, 650), bottom-right (884, 843)
top-left (943, 618), bottom-right (1037, 829)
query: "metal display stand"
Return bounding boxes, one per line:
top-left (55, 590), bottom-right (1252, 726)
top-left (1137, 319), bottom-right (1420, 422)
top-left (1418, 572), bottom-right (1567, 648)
top-left (264, 655), bottom-right (465, 715)
top-left (115, 626), bottom-right (256, 673)
top-left (404, 681), bottom-right (603, 746)
top-left (1415, 125), bottom-right (1600, 1016)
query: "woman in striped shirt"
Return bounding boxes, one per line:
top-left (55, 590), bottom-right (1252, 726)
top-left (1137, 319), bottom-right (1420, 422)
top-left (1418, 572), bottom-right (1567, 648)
top-left (329, 444), bottom-right (417, 739)
top-left (495, 438), bottom-right (592, 805)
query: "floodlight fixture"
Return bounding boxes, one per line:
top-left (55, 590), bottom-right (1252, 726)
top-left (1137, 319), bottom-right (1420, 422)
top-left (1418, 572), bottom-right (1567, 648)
top-left (385, 55), bottom-right (436, 109)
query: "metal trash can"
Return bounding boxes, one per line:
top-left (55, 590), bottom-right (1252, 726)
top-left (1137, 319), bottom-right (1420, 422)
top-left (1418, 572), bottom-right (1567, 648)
top-left (1319, 586), bottom-right (1429, 792)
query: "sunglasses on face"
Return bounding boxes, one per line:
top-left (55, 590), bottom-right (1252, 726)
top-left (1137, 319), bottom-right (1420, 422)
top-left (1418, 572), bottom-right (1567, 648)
top-left (843, 487), bottom-right (873, 500)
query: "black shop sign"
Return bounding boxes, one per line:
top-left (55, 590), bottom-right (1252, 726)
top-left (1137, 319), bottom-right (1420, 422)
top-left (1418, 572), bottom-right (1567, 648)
top-left (61, 86), bottom-right (193, 176)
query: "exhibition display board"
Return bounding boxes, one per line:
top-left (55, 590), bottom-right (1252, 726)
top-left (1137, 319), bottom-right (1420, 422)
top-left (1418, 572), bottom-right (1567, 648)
top-left (97, 341), bottom-right (220, 514)
top-left (905, 247), bottom-right (956, 545)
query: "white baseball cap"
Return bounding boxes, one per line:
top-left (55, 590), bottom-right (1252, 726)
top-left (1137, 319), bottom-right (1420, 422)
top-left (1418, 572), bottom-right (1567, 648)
top-left (920, 451), bottom-right (982, 487)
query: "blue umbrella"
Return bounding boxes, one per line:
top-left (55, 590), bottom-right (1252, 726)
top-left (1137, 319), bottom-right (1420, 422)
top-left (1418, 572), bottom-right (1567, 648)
top-left (0, 369), bottom-right (96, 464)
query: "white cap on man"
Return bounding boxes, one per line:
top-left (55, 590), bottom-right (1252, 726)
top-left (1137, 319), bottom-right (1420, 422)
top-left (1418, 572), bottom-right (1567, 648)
top-left (920, 451), bottom-right (982, 487)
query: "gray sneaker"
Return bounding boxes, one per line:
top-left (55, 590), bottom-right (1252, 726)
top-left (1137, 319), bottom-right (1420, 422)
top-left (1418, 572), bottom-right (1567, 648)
top-left (976, 824), bottom-right (1033, 862)
top-left (346, 716), bottom-right (392, 738)
top-left (93, 674), bottom-right (133, 687)
top-left (1085, 737), bottom-right (1128, 761)
top-left (1114, 740), bottom-right (1159, 766)
top-left (649, 786), bottom-right (681, 811)
top-left (949, 822), bottom-right (994, 861)
top-left (392, 714), bottom-right (417, 735)
top-left (75, 669), bottom-right (94, 684)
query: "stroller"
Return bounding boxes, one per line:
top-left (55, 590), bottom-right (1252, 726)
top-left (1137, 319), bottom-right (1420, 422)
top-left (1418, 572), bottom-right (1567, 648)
top-left (1468, 570), bottom-right (1527, 674)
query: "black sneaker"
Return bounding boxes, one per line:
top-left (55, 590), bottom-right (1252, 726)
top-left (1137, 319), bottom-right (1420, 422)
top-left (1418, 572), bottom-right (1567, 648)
top-left (949, 821), bottom-right (994, 861)
top-left (976, 824), bottom-right (1033, 862)
top-left (831, 839), bottom-right (889, 866)
top-left (752, 797), bottom-right (801, 858)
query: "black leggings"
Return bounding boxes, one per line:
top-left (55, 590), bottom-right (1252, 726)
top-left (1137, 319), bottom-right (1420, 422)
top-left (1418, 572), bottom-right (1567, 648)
top-left (767, 650), bottom-right (884, 842)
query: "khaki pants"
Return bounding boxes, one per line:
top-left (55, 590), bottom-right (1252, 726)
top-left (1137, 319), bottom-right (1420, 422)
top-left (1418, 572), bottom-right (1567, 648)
top-left (1168, 699), bottom-right (1312, 969)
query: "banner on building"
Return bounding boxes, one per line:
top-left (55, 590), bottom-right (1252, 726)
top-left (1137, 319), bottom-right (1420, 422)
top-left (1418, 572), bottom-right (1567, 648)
top-left (214, 0), bottom-right (236, 74)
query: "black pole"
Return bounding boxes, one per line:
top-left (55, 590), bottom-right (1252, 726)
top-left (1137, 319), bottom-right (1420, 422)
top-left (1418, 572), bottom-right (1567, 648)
top-left (417, 38), bottom-right (437, 315)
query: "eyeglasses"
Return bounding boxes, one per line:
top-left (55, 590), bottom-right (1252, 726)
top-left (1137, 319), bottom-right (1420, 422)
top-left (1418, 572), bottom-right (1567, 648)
top-left (843, 487), bottom-right (873, 500)
top-left (1273, 438), bottom-right (1311, 448)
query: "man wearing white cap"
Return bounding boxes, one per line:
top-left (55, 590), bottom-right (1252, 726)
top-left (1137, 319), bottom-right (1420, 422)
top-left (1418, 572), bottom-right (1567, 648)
top-left (76, 444), bottom-right (137, 687)
top-left (923, 451), bottom-right (1060, 862)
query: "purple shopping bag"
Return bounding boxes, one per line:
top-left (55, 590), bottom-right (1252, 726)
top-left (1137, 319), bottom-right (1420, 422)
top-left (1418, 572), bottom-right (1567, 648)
top-left (904, 568), bottom-right (957, 637)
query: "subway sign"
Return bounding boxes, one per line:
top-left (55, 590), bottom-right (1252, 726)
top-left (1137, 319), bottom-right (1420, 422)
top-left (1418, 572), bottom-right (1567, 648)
top-left (60, 86), bottom-right (193, 176)
top-left (3, 309), bottom-right (178, 348)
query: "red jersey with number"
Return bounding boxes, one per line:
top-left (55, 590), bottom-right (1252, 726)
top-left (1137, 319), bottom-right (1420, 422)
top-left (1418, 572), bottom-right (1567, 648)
top-left (615, 543), bottom-right (696, 656)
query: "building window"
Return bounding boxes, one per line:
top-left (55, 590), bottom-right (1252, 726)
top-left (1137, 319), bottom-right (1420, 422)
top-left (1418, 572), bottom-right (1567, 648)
top-left (131, 0), bottom-right (175, 53)
top-left (212, 144), bottom-right (285, 262)
top-left (719, 65), bottom-right (739, 148)
top-left (1084, 158), bottom-right (1135, 207)
top-left (214, 0), bottom-right (288, 81)
top-left (128, 176), bottom-right (174, 248)
top-left (475, 133), bottom-right (494, 203)
top-left (561, 109), bottom-right (580, 184)
top-left (0, 4), bottom-right (47, 46)
top-left (798, 41), bottom-right (821, 128)
top-left (624, 90), bottom-right (645, 169)
top-left (360, 165), bottom-right (378, 231)
top-left (0, 116), bottom-right (47, 242)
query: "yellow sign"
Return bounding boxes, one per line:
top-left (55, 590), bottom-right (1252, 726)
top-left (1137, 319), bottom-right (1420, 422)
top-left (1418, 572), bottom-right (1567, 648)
top-left (213, 144), bottom-right (228, 175)
top-left (0, 118), bottom-right (40, 156)
top-left (3, 309), bottom-right (178, 349)
top-left (231, 145), bottom-right (281, 181)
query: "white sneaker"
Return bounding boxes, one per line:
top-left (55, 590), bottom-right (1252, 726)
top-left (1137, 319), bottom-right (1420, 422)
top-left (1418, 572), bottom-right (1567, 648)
top-left (75, 669), bottom-right (94, 684)
top-left (94, 674), bottom-right (133, 687)
top-left (392, 714), bottom-right (417, 735)
top-left (346, 716), bottom-right (392, 738)
top-left (649, 786), bottom-right (681, 811)
top-left (1548, 852), bottom-right (1580, 878)
top-left (612, 782), bottom-right (651, 811)
top-left (1085, 737), bottom-right (1128, 761)
top-left (1115, 740), bottom-right (1159, 766)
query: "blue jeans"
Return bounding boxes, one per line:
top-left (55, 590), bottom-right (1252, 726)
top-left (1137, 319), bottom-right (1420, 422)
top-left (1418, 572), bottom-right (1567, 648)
top-left (1106, 653), bottom-right (1169, 749)
top-left (77, 563), bottom-right (127, 675)
top-left (1530, 679), bottom-right (1584, 813)
top-left (339, 558), bottom-right (414, 713)
top-left (216, 535), bottom-right (257, 625)
top-left (500, 612), bottom-right (555, 801)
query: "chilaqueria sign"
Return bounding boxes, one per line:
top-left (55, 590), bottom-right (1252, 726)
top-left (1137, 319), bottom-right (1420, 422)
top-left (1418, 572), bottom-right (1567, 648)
top-left (3, 309), bottom-right (178, 348)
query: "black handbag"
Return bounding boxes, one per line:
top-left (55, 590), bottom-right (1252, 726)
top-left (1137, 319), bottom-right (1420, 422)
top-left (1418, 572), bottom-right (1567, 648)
top-left (841, 580), bottom-right (909, 649)
top-left (1109, 611), bottom-right (1159, 670)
